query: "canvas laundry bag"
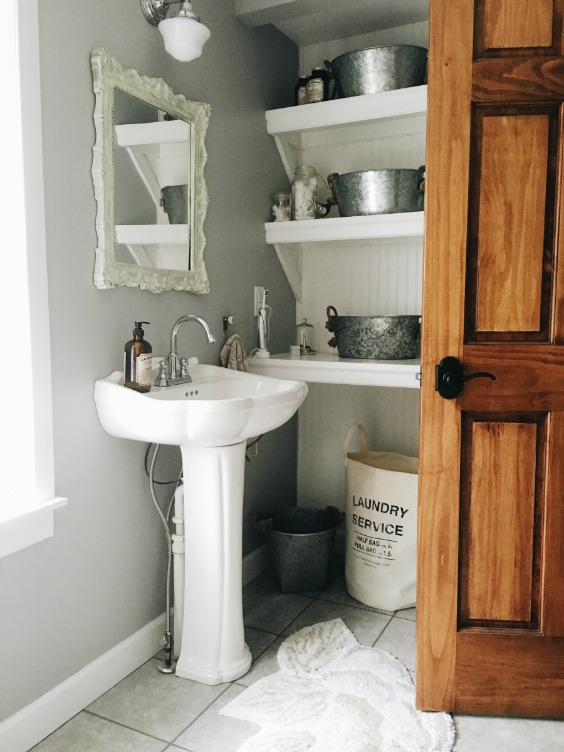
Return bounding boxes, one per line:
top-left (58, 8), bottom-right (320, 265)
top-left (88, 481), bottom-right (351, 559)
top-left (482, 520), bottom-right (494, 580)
top-left (344, 424), bottom-right (418, 611)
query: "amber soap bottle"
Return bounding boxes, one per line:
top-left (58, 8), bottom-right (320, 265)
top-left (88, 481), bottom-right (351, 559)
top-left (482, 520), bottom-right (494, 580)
top-left (124, 321), bottom-right (152, 392)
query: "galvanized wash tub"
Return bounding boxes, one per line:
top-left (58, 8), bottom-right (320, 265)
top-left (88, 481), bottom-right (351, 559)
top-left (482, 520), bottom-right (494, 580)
top-left (328, 169), bottom-right (424, 217)
top-left (326, 306), bottom-right (420, 360)
top-left (330, 45), bottom-right (427, 98)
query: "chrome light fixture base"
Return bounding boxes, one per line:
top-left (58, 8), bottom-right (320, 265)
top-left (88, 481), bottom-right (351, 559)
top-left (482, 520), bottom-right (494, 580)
top-left (140, 0), bottom-right (169, 26)
top-left (141, 0), bottom-right (201, 26)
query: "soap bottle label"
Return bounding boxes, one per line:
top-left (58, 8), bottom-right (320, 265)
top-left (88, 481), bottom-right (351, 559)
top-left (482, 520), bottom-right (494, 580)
top-left (137, 353), bottom-right (153, 387)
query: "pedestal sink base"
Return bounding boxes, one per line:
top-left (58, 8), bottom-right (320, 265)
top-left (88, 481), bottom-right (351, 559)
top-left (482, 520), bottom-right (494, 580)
top-left (93, 365), bottom-right (308, 684)
top-left (176, 646), bottom-right (252, 685)
top-left (176, 441), bottom-right (252, 685)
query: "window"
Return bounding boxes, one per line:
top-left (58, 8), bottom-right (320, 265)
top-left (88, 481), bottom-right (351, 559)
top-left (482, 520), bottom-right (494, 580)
top-left (0, 0), bottom-right (66, 557)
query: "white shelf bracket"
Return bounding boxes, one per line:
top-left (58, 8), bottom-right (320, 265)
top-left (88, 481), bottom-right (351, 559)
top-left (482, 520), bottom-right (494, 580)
top-left (273, 242), bottom-right (302, 302)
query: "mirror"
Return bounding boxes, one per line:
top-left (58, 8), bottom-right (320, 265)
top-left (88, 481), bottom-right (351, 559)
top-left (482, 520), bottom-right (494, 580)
top-left (91, 49), bottom-right (210, 293)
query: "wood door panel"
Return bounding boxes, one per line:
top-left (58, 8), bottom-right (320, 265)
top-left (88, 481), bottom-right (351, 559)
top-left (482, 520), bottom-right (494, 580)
top-left (475, 113), bottom-right (548, 333)
top-left (455, 633), bottom-right (564, 716)
top-left (465, 105), bottom-right (561, 342)
top-left (474, 0), bottom-right (563, 57)
top-left (459, 419), bottom-right (539, 625)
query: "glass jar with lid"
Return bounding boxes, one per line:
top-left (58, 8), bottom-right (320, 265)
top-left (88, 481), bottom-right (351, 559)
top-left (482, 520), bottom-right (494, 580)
top-left (292, 166), bottom-right (318, 220)
top-left (296, 318), bottom-right (316, 354)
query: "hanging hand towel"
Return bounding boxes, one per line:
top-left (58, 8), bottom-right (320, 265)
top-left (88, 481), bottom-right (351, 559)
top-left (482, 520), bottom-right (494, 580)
top-left (220, 334), bottom-right (249, 372)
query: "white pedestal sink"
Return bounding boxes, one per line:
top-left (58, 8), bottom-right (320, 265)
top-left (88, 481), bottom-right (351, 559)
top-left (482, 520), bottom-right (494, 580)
top-left (94, 364), bottom-right (307, 684)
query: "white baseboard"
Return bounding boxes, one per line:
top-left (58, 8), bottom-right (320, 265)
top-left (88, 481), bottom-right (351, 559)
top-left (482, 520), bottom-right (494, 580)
top-left (0, 613), bottom-right (166, 752)
top-left (1, 548), bottom-right (270, 752)
top-left (242, 543), bottom-right (270, 585)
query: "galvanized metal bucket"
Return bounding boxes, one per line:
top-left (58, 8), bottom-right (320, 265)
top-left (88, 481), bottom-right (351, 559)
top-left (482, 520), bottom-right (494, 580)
top-left (264, 507), bottom-right (338, 593)
top-left (329, 45), bottom-right (427, 98)
top-left (326, 306), bottom-right (420, 360)
top-left (328, 169), bottom-right (424, 216)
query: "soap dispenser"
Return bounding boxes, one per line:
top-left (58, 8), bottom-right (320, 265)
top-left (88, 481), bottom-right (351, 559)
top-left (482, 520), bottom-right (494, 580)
top-left (124, 322), bottom-right (152, 392)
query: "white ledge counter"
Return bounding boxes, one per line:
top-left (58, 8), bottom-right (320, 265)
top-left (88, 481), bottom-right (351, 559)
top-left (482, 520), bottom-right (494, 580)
top-left (247, 352), bottom-right (421, 388)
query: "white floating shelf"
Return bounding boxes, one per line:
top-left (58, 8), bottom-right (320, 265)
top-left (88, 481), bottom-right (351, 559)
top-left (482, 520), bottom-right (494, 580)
top-left (266, 86), bottom-right (427, 137)
top-left (115, 224), bottom-right (188, 245)
top-left (247, 352), bottom-right (421, 388)
top-left (266, 212), bottom-right (424, 245)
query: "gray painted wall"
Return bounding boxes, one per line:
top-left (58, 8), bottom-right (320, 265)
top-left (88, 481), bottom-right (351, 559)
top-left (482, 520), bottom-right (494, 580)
top-left (0, 0), bottom-right (297, 720)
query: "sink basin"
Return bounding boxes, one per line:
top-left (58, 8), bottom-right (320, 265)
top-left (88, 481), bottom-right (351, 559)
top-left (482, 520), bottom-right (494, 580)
top-left (94, 362), bottom-right (307, 686)
top-left (94, 364), bottom-right (308, 447)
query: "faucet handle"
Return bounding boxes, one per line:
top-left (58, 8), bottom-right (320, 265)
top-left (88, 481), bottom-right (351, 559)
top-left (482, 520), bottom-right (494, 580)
top-left (179, 357), bottom-right (190, 379)
top-left (153, 359), bottom-right (169, 387)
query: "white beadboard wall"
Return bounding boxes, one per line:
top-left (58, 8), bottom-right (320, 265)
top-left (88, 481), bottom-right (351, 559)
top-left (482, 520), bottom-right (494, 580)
top-left (299, 115), bottom-right (427, 180)
top-left (298, 241), bottom-right (423, 353)
top-left (295, 241), bottom-right (422, 513)
top-left (297, 384), bottom-right (420, 513)
top-left (293, 22), bottom-right (427, 512)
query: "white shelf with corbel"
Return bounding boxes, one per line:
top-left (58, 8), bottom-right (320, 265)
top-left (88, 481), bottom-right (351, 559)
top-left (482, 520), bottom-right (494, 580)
top-left (265, 85), bottom-right (427, 303)
top-left (261, 85), bottom-right (426, 387)
top-left (266, 212), bottom-right (424, 302)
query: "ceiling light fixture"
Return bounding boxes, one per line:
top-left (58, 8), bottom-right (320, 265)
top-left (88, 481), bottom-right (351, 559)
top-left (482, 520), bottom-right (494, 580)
top-left (140, 0), bottom-right (210, 62)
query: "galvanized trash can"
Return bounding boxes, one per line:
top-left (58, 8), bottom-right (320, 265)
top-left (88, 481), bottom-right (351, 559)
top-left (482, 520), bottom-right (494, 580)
top-left (260, 507), bottom-right (340, 593)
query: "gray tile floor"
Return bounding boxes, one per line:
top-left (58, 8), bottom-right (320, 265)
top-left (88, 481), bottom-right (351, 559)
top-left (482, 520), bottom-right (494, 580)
top-left (32, 558), bottom-right (564, 751)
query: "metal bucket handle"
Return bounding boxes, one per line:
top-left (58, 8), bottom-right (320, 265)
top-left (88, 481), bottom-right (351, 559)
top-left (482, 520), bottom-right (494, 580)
top-left (325, 305), bottom-right (338, 348)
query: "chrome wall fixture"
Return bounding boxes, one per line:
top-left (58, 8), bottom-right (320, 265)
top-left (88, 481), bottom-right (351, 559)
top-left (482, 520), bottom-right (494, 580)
top-left (140, 0), bottom-right (210, 62)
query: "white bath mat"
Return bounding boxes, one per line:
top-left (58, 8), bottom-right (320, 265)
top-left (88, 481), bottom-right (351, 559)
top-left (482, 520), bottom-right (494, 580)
top-left (221, 618), bottom-right (455, 752)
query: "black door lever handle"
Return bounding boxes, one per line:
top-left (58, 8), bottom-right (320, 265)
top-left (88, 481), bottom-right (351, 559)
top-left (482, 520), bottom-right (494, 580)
top-left (435, 356), bottom-right (496, 399)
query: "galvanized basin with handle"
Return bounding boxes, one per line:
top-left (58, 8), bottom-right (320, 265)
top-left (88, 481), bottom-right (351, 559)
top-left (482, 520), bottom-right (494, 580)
top-left (326, 306), bottom-right (420, 360)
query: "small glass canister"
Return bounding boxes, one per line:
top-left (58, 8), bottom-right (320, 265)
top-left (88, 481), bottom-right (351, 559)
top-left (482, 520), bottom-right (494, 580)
top-left (307, 76), bottom-right (324, 103)
top-left (296, 317), bottom-right (316, 354)
top-left (292, 166), bottom-right (318, 220)
top-left (271, 192), bottom-right (292, 222)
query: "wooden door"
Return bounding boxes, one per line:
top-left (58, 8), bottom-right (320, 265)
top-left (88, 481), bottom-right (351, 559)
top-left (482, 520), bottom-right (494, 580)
top-left (417, 0), bottom-right (564, 716)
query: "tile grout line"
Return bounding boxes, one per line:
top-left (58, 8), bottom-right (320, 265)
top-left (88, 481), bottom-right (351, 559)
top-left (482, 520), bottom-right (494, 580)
top-left (370, 613), bottom-right (396, 647)
top-left (166, 682), bottom-right (234, 750)
top-left (83, 708), bottom-right (171, 745)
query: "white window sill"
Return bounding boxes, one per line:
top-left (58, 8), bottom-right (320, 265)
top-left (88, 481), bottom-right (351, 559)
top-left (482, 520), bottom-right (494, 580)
top-left (0, 497), bottom-right (67, 558)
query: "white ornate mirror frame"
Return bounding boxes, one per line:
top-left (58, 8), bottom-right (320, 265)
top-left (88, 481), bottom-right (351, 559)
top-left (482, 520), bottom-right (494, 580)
top-left (91, 48), bottom-right (210, 293)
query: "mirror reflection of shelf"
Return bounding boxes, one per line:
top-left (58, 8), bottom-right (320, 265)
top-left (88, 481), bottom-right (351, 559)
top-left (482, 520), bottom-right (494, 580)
top-left (115, 120), bottom-right (190, 207)
top-left (115, 224), bottom-right (188, 270)
top-left (115, 224), bottom-right (187, 244)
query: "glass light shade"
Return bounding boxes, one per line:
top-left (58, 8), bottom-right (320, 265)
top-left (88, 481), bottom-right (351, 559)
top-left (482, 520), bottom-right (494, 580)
top-left (158, 16), bottom-right (210, 62)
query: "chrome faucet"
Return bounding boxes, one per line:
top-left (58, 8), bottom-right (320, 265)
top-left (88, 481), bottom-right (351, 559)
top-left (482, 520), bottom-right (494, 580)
top-left (162, 315), bottom-right (216, 386)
